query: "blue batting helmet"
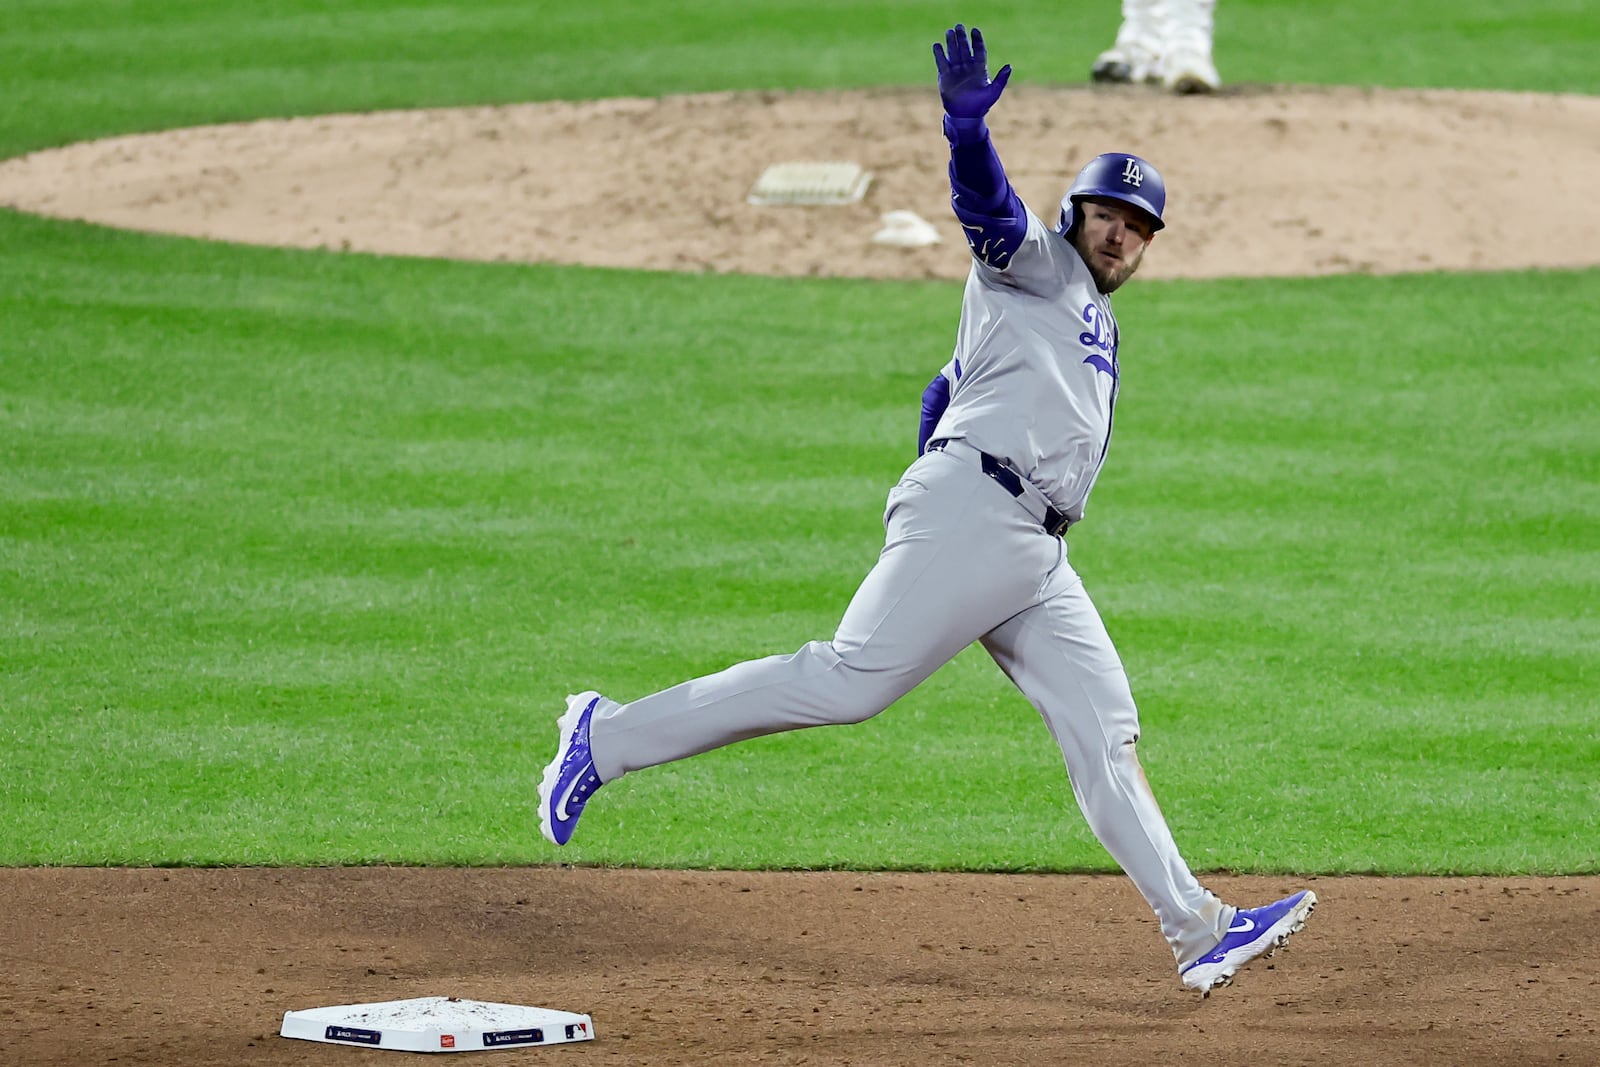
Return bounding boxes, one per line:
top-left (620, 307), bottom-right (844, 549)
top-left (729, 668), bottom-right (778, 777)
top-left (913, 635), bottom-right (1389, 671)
top-left (1058, 152), bottom-right (1166, 235)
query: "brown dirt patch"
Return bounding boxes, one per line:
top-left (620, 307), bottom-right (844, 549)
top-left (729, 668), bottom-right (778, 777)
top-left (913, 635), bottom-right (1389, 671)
top-left (3, 84), bottom-right (1600, 280)
top-left (4, 867), bottom-right (1598, 1065)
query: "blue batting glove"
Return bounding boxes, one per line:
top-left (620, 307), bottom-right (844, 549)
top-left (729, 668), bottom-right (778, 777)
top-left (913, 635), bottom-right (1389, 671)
top-left (932, 24), bottom-right (1012, 120)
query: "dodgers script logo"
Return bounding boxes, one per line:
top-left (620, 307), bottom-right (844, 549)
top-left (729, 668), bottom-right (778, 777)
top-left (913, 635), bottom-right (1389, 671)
top-left (1079, 303), bottom-right (1119, 381)
top-left (1121, 158), bottom-right (1144, 187)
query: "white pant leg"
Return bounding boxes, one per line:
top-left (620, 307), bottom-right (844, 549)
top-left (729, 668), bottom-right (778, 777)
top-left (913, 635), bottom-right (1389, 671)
top-left (1155, 0), bottom-right (1220, 91)
top-left (980, 568), bottom-right (1231, 967)
top-left (1097, 0), bottom-right (1164, 81)
top-left (1160, 0), bottom-right (1216, 53)
top-left (590, 449), bottom-right (1061, 781)
top-left (1119, 0), bottom-right (1164, 42)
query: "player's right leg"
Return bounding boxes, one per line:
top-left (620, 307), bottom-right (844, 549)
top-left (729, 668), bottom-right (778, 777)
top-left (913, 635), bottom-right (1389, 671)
top-left (1091, 0), bottom-right (1163, 85)
top-left (538, 447), bottom-right (1061, 844)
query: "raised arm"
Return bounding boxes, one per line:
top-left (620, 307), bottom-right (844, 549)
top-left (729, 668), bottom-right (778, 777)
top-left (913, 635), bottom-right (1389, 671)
top-left (932, 25), bottom-right (1026, 269)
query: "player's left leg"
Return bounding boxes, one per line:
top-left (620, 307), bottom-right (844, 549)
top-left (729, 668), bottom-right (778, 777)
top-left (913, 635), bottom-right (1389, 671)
top-left (979, 566), bottom-right (1233, 969)
top-left (981, 565), bottom-right (1315, 989)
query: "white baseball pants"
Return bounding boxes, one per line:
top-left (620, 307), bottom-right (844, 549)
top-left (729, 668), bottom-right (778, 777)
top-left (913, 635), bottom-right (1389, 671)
top-left (587, 442), bottom-right (1232, 967)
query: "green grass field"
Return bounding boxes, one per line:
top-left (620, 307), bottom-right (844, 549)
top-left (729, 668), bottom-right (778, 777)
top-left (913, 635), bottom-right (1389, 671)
top-left (2, 1), bottom-right (1596, 872)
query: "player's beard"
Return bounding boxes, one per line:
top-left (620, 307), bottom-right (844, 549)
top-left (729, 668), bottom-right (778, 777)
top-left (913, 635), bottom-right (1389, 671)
top-left (1074, 231), bottom-right (1145, 294)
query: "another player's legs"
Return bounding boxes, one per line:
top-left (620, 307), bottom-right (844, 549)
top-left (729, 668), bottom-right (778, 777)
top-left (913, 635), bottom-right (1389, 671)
top-left (980, 572), bottom-right (1311, 986)
top-left (1091, 0), bottom-right (1222, 94)
top-left (538, 450), bottom-right (1065, 844)
top-left (1091, 0), bottom-right (1163, 84)
top-left (1159, 0), bottom-right (1221, 93)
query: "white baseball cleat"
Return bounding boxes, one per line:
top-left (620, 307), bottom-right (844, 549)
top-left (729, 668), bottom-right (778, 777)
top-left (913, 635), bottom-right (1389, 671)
top-left (1090, 3), bottom-right (1164, 86)
top-left (1161, 47), bottom-right (1222, 94)
top-left (1180, 890), bottom-right (1317, 995)
top-left (1091, 41), bottom-right (1162, 85)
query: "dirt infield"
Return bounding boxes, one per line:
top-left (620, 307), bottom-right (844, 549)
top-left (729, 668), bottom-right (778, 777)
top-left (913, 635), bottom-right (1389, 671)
top-left (4, 867), bottom-right (1598, 1065)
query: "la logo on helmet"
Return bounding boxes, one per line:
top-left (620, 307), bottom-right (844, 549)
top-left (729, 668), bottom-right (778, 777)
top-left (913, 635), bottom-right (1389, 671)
top-left (1121, 158), bottom-right (1144, 187)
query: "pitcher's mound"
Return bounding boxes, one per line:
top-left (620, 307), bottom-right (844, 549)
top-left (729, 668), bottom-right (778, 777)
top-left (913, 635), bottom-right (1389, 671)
top-left (3, 84), bottom-right (1599, 280)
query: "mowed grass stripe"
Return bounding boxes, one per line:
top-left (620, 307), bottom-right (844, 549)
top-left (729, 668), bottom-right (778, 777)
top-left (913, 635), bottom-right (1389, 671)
top-left (3, 206), bottom-right (1595, 868)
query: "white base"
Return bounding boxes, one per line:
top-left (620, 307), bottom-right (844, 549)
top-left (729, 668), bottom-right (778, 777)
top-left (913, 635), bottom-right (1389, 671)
top-left (747, 161), bottom-right (873, 205)
top-left (280, 997), bottom-right (594, 1053)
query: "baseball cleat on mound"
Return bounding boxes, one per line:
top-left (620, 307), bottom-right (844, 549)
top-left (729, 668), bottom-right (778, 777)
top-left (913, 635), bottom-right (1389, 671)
top-left (1161, 49), bottom-right (1222, 94)
top-left (1090, 45), bottom-right (1161, 85)
top-left (1180, 890), bottom-right (1317, 995)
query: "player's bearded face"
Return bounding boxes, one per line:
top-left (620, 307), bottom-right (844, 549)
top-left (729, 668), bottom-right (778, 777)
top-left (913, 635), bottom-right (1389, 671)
top-left (1073, 198), bottom-right (1156, 294)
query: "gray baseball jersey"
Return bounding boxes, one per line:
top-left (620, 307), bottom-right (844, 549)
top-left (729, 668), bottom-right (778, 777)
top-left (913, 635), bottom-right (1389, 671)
top-left (927, 207), bottom-right (1119, 526)
top-left (560, 28), bottom-right (1243, 976)
top-left (537, 24), bottom-right (1327, 991)
top-left (582, 200), bottom-right (1231, 966)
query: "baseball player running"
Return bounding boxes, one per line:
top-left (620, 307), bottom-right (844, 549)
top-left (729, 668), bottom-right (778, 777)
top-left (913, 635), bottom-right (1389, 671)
top-left (539, 23), bottom-right (1313, 993)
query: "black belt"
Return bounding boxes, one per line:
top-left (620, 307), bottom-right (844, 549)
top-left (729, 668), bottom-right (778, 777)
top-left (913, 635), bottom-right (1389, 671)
top-left (926, 439), bottom-right (1071, 536)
